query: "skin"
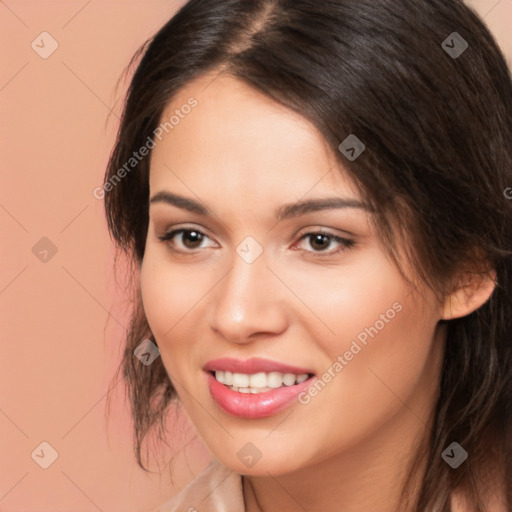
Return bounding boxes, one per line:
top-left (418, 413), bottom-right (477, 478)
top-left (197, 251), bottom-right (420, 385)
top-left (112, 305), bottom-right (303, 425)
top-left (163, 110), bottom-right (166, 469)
top-left (140, 72), bottom-right (495, 511)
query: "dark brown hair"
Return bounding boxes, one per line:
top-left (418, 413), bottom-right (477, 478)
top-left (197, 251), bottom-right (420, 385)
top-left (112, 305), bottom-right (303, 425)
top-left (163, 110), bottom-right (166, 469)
top-left (103, 0), bottom-right (512, 509)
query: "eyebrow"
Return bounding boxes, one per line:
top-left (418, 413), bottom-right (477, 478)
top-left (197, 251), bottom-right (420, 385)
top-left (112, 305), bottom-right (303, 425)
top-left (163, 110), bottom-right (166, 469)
top-left (149, 191), bottom-right (369, 221)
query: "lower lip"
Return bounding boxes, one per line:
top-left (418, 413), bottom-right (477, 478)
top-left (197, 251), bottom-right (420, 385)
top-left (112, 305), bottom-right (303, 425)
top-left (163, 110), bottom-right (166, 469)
top-left (206, 372), bottom-right (316, 419)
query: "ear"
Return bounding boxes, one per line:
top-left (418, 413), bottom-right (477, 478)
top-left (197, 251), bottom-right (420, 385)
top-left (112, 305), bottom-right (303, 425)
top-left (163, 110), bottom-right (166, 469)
top-left (442, 269), bottom-right (497, 320)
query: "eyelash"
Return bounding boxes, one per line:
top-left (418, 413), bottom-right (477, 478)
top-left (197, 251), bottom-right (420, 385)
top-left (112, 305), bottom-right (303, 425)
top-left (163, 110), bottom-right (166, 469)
top-left (156, 227), bottom-right (355, 257)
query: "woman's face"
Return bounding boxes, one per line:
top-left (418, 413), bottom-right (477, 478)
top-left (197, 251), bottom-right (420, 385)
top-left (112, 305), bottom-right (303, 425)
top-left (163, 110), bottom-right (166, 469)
top-left (140, 73), bottom-right (446, 476)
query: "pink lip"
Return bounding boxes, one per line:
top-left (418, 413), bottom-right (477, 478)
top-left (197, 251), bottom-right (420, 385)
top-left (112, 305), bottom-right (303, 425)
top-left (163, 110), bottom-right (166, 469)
top-left (203, 357), bottom-right (314, 375)
top-left (206, 372), bottom-right (316, 419)
top-left (203, 357), bottom-right (316, 419)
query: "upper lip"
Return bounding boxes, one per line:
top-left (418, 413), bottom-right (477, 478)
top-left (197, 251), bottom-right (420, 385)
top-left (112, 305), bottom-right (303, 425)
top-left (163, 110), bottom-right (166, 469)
top-left (203, 357), bottom-right (315, 375)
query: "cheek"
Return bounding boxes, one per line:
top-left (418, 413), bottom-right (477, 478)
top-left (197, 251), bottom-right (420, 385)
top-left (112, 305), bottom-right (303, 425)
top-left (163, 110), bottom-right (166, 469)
top-left (140, 250), bottom-right (208, 336)
top-left (139, 256), bottom-right (202, 388)
top-left (280, 251), bottom-right (440, 413)
top-left (314, 301), bottom-right (440, 456)
top-left (275, 249), bottom-right (409, 351)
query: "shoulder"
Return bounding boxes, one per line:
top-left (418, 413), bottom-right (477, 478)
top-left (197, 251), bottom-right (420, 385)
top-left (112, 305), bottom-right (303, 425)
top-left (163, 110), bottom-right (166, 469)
top-left (152, 458), bottom-right (245, 512)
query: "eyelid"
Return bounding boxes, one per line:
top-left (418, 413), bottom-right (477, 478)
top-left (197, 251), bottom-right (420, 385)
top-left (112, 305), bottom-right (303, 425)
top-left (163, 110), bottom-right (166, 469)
top-left (294, 224), bottom-right (356, 239)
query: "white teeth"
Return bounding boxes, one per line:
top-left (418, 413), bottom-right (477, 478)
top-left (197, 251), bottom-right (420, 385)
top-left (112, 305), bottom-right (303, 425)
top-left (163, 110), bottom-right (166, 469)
top-left (232, 373), bottom-right (250, 387)
top-left (213, 370), bottom-right (310, 391)
top-left (267, 372), bottom-right (284, 388)
top-left (250, 387), bottom-right (270, 393)
top-left (283, 373), bottom-right (297, 386)
top-left (249, 372), bottom-right (267, 388)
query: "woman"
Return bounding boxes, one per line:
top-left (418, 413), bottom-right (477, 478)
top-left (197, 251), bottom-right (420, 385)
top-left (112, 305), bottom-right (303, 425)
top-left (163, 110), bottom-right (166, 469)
top-left (103, 0), bottom-right (512, 510)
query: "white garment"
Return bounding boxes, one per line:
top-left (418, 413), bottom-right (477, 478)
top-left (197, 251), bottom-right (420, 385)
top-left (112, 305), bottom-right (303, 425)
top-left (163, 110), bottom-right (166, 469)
top-left (153, 458), bottom-right (245, 512)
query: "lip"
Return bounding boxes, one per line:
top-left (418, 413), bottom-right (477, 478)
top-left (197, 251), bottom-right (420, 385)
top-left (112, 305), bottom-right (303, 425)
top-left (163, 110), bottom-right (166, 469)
top-left (206, 371), bottom-right (316, 419)
top-left (203, 357), bottom-right (315, 375)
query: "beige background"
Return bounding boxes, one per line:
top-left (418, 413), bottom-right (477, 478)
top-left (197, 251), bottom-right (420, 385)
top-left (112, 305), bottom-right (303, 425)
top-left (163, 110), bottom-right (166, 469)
top-left (1, 1), bottom-right (511, 511)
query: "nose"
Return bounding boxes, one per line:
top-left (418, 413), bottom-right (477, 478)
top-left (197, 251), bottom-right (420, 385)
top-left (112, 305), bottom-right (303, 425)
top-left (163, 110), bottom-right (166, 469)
top-left (209, 249), bottom-right (288, 344)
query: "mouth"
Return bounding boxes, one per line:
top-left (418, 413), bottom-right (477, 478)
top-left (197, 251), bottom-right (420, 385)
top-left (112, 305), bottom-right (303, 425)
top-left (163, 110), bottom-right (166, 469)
top-left (203, 358), bottom-right (317, 419)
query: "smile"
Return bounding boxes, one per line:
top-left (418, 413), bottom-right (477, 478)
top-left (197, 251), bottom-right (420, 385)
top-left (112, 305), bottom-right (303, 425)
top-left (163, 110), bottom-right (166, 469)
top-left (203, 357), bottom-right (316, 419)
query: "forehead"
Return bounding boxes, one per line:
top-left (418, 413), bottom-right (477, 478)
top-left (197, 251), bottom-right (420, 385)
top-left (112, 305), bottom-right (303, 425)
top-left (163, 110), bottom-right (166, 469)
top-left (149, 72), bottom-right (360, 203)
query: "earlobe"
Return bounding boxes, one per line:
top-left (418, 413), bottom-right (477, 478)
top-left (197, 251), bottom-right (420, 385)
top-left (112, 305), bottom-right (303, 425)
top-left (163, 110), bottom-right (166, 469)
top-left (442, 270), bottom-right (497, 320)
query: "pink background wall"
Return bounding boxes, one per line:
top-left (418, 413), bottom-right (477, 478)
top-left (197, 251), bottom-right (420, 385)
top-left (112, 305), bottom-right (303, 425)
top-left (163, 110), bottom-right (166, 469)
top-left (1, 1), bottom-right (511, 511)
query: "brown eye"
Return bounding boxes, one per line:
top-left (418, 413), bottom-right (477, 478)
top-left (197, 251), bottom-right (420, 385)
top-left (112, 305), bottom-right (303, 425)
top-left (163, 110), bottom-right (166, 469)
top-left (309, 233), bottom-right (331, 251)
top-left (157, 228), bottom-right (214, 252)
top-left (180, 230), bottom-right (204, 249)
top-left (295, 231), bottom-right (355, 255)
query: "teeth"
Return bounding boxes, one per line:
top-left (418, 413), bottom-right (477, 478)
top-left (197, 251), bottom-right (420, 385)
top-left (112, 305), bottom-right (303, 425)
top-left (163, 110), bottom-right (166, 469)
top-left (214, 370), bottom-right (310, 392)
top-left (232, 373), bottom-right (249, 387)
top-left (249, 372), bottom-right (267, 388)
top-left (267, 372), bottom-right (284, 388)
top-left (283, 373), bottom-right (297, 386)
